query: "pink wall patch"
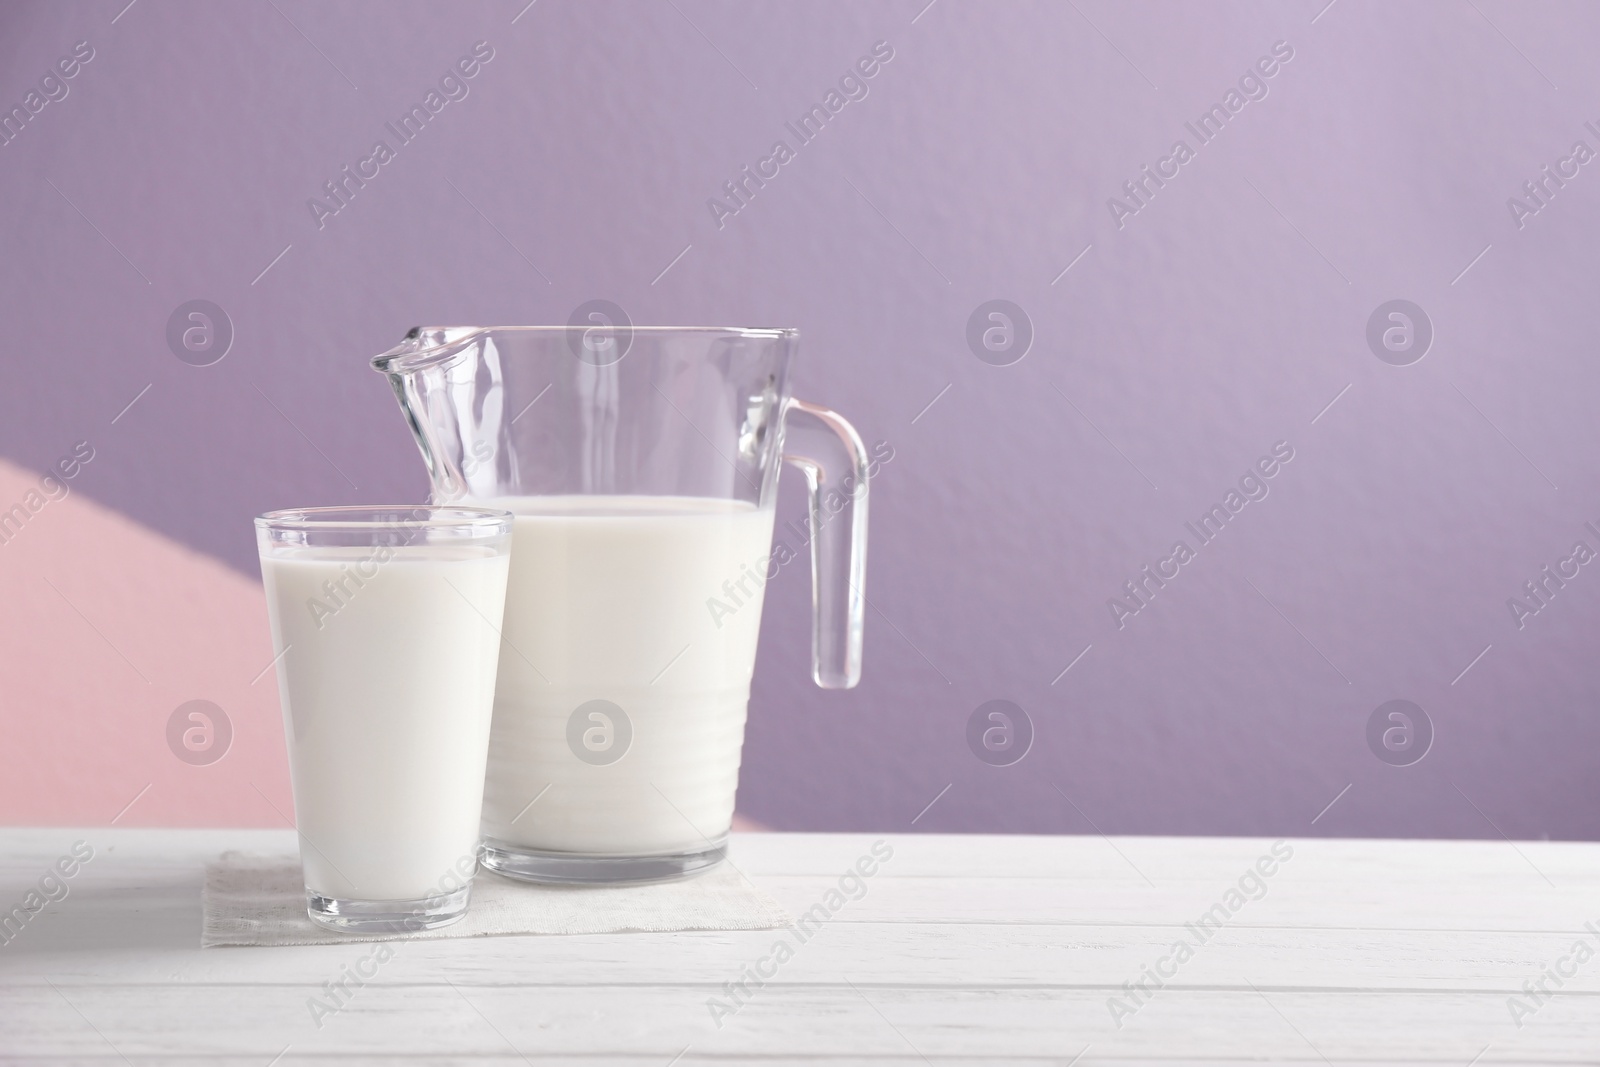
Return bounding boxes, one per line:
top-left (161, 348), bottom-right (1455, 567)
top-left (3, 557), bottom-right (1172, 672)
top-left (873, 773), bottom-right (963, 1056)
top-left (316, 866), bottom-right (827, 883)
top-left (0, 458), bottom-right (291, 826)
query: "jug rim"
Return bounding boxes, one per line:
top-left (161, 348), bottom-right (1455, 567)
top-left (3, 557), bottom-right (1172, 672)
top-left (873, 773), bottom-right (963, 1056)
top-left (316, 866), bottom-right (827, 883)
top-left (371, 325), bottom-right (799, 374)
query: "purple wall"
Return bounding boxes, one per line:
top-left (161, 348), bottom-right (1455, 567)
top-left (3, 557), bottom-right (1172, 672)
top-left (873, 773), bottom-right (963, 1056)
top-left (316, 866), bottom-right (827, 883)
top-left (4, 0), bottom-right (1598, 837)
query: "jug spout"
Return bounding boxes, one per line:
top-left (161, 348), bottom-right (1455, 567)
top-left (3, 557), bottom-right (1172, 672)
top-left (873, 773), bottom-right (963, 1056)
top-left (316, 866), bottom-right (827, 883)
top-left (372, 326), bottom-right (488, 374)
top-left (372, 327), bottom-right (496, 503)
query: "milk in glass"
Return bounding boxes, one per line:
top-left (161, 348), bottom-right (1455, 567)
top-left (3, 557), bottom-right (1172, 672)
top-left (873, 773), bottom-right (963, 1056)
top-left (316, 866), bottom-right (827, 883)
top-left (261, 545), bottom-right (509, 900)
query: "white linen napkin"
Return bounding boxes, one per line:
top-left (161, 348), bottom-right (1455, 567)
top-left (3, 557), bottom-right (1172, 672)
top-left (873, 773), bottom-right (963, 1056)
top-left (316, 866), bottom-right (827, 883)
top-left (202, 852), bottom-right (791, 947)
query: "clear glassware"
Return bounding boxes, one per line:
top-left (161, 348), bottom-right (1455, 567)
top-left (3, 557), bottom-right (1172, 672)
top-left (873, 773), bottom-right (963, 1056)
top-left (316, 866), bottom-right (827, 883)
top-left (255, 506), bottom-right (513, 931)
top-left (372, 326), bottom-right (869, 883)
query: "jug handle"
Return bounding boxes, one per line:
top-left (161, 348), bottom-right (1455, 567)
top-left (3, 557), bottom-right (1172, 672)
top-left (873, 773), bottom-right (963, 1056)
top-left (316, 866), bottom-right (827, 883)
top-left (781, 398), bottom-right (869, 689)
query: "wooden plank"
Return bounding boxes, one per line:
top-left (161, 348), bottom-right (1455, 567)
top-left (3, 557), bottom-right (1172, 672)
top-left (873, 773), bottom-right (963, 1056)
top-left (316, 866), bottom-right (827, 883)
top-left (4, 900), bottom-right (1600, 995)
top-left (4, 830), bottom-right (1598, 883)
top-left (0, 984), bottom-right (1594, 1062)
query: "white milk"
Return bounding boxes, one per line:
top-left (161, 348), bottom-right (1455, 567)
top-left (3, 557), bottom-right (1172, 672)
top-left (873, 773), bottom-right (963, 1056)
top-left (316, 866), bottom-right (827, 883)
top-left (260, 545), bottom-right (509, 900)
top-left (480, 496), bottom-right (776, 855)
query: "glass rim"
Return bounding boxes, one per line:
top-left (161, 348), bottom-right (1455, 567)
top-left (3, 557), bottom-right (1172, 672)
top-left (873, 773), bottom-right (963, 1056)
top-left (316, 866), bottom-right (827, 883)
top-left (254, 505), bottom-right (513, 534)
top-left (372, 325), bottom-right (798, 374)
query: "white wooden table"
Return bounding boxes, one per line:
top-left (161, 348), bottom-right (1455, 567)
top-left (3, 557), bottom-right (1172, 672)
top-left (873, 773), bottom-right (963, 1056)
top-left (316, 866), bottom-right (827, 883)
top-left (1, 829), bottom-right (1596, 1063)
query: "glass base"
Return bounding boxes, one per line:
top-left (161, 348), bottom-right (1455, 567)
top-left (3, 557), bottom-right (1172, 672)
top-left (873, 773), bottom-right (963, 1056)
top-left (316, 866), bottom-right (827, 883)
top-left (479, 835), bottom-right (727, 884)
top-left (307, 883), bottom-right (471, 934)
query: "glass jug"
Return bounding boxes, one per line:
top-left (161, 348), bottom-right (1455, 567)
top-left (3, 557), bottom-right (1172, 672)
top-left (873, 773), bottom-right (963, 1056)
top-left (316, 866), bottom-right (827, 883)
top-left (372, 325), bottom-right (868, 882)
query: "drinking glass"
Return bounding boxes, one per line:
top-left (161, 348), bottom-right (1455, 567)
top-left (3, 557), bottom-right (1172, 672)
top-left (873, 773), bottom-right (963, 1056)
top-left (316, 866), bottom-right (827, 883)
top-left (255, 505), bottom-right (512, 931)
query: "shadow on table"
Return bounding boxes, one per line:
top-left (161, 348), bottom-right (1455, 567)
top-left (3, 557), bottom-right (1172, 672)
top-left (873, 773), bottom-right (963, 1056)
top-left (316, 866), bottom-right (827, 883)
top-left (0, 871), bottom-right (203, 956)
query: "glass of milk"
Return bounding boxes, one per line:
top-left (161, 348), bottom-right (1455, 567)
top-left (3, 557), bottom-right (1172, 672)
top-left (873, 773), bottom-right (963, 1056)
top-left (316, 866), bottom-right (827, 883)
top-left (255, 505), bottom-right (513, 932)
top-left (372, 326), bottom-right (870, 883)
